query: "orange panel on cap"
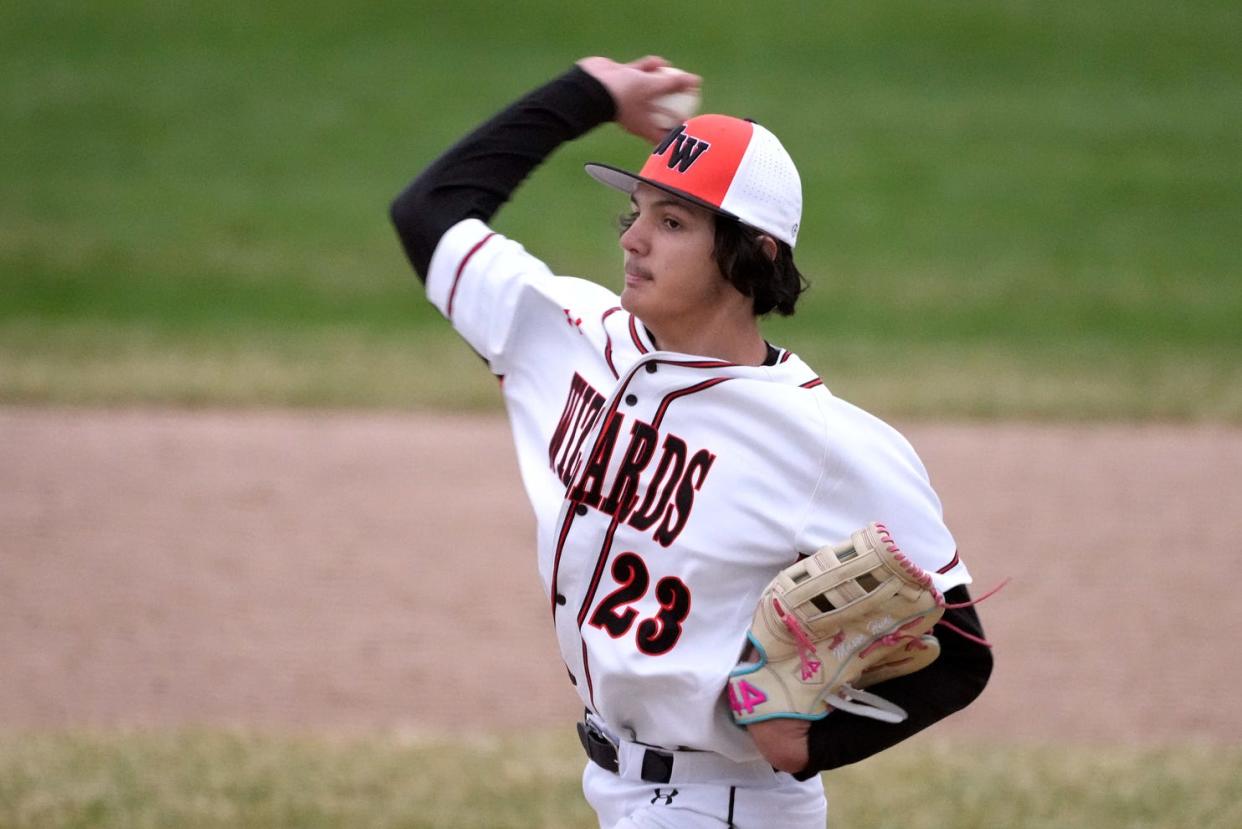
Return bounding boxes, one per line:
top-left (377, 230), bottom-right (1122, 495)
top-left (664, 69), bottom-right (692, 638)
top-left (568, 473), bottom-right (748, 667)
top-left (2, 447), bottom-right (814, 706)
top-left (637, 115), bottom-right (753, 208)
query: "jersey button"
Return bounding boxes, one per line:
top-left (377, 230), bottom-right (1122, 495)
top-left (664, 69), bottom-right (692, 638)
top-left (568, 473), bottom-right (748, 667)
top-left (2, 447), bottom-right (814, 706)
top-left (575, 503), bottom-right (588, 516)
top-left (555, 593), bottom-right (567, 606)
top-left (625, 394), bottom-right (638, 406)
top-left (645, 363), bottom-right (658, 374)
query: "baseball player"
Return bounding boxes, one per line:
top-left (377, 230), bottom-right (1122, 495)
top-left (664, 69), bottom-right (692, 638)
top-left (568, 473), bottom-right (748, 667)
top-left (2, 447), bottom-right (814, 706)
top-left (390, 56), bottom-right (993, 828)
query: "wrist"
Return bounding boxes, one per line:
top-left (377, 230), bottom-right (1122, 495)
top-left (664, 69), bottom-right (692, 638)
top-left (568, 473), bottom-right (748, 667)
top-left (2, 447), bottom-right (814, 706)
top-left (746, 717), bottom-right (811, 775)
top-left (544, 64), bottom-right (616, 131)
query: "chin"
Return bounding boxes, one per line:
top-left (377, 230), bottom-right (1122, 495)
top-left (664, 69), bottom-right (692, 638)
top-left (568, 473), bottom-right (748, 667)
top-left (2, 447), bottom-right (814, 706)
top-left (619, 288), bottom-right (644, 318)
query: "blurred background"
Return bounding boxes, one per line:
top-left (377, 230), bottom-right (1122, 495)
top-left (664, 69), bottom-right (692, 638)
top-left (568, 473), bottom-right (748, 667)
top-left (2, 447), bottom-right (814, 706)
top-left (3, 1), bottom-right (1241, 826)
top-left (4, 0), bottom-right (1239, 418)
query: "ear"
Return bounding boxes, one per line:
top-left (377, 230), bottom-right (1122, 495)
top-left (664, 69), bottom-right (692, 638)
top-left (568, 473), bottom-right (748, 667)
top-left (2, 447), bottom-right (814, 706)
top-left (759, 235), bottom-right (778, 262)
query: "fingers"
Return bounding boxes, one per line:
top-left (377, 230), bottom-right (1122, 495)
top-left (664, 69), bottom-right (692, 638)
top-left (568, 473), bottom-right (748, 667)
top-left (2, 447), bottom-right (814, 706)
top-left (647, 66), bottom-right (701, 95)
top-left (628, 55), bottom-right (670, 72)
top-left (577, 55), bottom-right (703, 143)
top-left (628, 67), bottom-right (702, 142)
top-left (580, 55), bottom-right (698, 93)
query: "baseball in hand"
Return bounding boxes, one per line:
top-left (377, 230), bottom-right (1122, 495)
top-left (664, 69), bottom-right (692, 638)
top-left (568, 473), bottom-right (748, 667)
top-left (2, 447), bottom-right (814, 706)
top-left (649, 67), bottom-right (700, 131)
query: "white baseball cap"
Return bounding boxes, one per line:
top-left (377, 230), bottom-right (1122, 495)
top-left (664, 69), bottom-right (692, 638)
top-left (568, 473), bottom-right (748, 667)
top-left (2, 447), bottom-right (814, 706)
top-left (585, 114), bottom-right (803, 247)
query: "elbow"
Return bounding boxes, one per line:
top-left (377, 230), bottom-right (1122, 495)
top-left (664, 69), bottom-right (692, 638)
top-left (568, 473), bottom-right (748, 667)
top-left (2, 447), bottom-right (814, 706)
top-left (953, 639), bottom-right (994, 712)
top-left (936, 589), bottom-right (995, 713)
top-left (972, 644), bottom-right (994, 696)
top-left (388, 183), bottom-right (435, 282)
top-left (390, 167), bottom-right (442, 238)
top-left (389, 186), bottom-right (420, 233)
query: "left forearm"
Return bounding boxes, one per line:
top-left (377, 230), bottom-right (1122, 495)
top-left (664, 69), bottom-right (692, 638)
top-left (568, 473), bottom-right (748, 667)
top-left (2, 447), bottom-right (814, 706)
top-left (794, 586), bottom-right (993, 778)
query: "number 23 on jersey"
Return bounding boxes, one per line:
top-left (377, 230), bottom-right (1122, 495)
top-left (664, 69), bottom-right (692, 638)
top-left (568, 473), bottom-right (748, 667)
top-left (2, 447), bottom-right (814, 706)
top-left (588, 552), bottom-right (691, 655)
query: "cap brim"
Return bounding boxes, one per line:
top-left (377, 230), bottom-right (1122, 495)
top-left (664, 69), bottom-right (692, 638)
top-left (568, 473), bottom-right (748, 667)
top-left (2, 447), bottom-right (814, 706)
top-left (584, 162), bottom-right (741, 224)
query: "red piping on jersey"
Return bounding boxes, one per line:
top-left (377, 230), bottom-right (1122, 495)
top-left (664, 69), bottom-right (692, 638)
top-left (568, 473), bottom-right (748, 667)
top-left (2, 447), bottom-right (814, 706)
top-left (576, 512), bottom-right (624, 710)
top-left (651, 377), bottom-right (732, 430)
top-left (628, 316), bottom-right (650, 353)
top-left (577, 513), bottom-right (625, 630)
top-left (800, 378), bottom-right (824, 389)
top-left (549, 503), bottom-right (581, 618)
top-left (581, 638), bottom-right (596, 703)
top-left (447, 232), bottom-right (498, 319)
top-left (661, 357), bottom-right (738, 369)
top-left (548, 366), bottom-right (634, 622)
top-left (601, 307), bottom-right (623, 379)
top-left (779, 350), bottom-right (793, 363)
top-left (937, 549), bottom-right (961, 575)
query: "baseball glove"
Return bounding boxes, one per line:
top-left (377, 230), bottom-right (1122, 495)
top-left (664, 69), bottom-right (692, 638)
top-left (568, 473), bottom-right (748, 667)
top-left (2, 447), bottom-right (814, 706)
top-left (727, 522), bottom-right (944, 725)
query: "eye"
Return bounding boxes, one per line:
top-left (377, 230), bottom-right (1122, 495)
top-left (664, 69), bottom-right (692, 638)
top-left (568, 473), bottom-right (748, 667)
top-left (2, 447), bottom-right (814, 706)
top-left (662, 216), bottom-right (682, 231)
top-left (617, 211), bottom-right (637, 234)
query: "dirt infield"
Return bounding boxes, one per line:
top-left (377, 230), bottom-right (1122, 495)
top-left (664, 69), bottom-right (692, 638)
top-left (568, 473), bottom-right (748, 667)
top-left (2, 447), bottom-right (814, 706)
top-left (2, 407), bottom-right (1239, 743)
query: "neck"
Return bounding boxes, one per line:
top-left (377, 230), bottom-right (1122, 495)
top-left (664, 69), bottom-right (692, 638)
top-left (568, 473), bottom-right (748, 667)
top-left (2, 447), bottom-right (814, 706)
top-left (643, 308), bottom-right (769, 366)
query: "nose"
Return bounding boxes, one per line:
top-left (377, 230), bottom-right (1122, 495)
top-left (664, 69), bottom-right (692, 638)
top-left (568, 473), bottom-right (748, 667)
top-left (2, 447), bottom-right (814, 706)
top-left (620, 214), bottom-right (647, 256)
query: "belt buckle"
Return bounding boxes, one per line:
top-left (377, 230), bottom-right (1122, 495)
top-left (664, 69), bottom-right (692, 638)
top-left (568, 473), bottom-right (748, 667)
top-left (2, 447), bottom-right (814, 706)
top-left (578, 717), bottom-right (675, 783)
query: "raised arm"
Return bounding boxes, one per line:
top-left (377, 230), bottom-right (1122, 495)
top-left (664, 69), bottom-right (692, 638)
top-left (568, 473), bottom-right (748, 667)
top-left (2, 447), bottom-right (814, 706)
top-left (389, 56), bottom-right (699, 281)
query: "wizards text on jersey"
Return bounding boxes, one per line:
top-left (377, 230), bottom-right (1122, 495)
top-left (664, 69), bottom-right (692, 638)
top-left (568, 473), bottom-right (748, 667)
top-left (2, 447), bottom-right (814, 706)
top-left (548, 371), bottom-right (716, 548)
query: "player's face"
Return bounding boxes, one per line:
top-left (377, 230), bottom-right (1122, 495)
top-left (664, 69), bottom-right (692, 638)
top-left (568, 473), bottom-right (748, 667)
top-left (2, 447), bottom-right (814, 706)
top-left (618, 184), bottom-right (737, 334)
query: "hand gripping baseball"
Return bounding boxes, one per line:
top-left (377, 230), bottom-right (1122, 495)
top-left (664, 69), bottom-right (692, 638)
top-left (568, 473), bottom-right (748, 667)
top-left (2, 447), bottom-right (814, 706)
top-left (577, 55), bottom-right (701, 144)
top-left (728, 523), bottom-right (946, 725)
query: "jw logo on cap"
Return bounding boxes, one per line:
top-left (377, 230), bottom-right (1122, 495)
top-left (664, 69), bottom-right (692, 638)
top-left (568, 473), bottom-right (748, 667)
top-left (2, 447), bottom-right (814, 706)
top-left (652, 125), bottom-right (710, 173)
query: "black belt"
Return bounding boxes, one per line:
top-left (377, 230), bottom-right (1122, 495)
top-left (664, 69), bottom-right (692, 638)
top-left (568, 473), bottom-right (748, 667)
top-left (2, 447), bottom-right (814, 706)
top-left (576, 719), bottom-right (675, 784)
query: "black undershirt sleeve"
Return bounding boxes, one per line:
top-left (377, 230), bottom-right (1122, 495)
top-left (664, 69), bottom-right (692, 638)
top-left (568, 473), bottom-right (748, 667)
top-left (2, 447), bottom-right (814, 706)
top-left (795, 584), bottom-right (994, 778)
top-left (389, 66), bottom-right (616, 282)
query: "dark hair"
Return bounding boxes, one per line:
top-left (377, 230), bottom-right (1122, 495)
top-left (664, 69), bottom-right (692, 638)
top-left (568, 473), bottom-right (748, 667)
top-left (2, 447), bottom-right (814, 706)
top-left (712, 217), bottom-right (807, 316)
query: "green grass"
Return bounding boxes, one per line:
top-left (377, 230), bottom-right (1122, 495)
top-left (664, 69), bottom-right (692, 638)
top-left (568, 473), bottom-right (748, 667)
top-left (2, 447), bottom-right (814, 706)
top-left (3, 1), bottom-right (1240, 419)
top-left (0, 731), bottom-right (1238, 829)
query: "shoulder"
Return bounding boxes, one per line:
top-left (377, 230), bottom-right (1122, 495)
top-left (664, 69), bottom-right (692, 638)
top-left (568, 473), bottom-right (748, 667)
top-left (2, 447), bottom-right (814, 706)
top-left (815, 391), bottom-right (922, 463)
top-left (786, 373), bottom-right (967, 589)
top-left (755, 354), bottom-right (923, 467)
top-left (425, 219), bottom-right (537, 314)
top-left (426, 218), bottom-right (619, 320)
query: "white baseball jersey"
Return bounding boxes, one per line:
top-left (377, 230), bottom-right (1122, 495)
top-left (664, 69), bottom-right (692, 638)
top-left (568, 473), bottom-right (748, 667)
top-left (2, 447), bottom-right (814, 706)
top-left (427, 217), bottom-right (971, 762)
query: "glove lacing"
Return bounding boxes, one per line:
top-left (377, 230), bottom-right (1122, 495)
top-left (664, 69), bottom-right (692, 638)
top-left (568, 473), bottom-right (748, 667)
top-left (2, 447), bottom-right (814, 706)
top-left (875, 522), bottom-right (1006, 649)
top-left (772, 597), bottom-right (826, 680)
